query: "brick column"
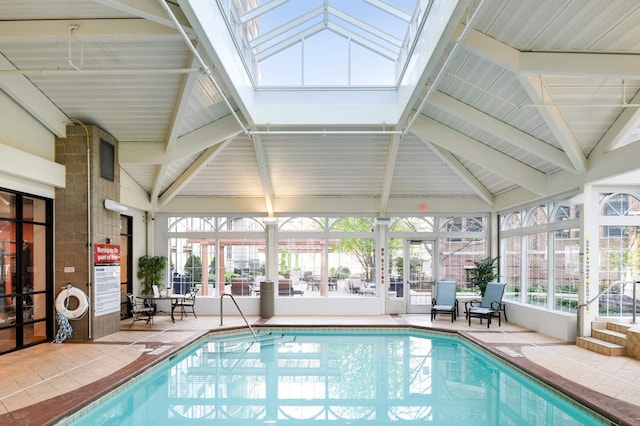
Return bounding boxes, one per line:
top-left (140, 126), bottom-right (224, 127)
top-left (55, 124), bottom-right (121, 340)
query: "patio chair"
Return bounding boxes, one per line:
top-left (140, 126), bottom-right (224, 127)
top-left (231, 277), bottom-right (251, 296)
top-left (431, 281), bottom-right (458, 322)
top-left (279, 279), bottom-right (304, 296)
top-left (346, 277), bottom-right (361, 293)
top-left (465, 282), bottom-right (506, 328)
top-left (127, 293), bottom-right (154, 328)
top-left (173, 287), bottom-right (198, 320)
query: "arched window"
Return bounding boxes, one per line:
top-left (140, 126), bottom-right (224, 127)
top-left (279, 217), bottom-right (325, 231)
top-left (525, 207), bottom-right (548, 227)
top-left (390, 217), bottom-right (434, 232)
top-left (501, 212), bottom-right (521, 230)
top-left (168, 216), bottom-right (215, 232)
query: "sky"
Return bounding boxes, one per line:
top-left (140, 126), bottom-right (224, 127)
top-left (232, 0), bottom-right (421, 87)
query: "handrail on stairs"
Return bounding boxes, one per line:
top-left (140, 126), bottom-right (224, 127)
top-left (220, 293), bottom-right (257, 340)
top-left (577, 280), bottom-right (639, 337)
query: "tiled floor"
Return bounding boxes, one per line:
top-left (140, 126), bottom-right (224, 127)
top-left (0, 314), bottom-right (639, 425)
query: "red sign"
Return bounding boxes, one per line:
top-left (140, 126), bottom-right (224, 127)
top-left (94, 244), bottom-right (121, 264)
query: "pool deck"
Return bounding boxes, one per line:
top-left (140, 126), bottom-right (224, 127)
top-left (1, 314), bottom-right (640, 425)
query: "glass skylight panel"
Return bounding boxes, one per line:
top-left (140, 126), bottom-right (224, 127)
top-left (221, 0), bottom-right (422, 88)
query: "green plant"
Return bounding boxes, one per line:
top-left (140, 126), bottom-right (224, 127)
top-left (137, 255), bottom-right (168, 295)
top-left (469, 256), bottom-right (498, 297)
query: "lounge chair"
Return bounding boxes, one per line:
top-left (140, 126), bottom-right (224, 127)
top-left (173, 287), bottom-right (198, 320)
top-left (465, 282), bottom-right (506, 328)
top-left (431, 281), bottom-right (458, 322)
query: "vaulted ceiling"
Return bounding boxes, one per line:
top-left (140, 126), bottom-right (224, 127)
top-left (1, 0), bottom-right (640, 216)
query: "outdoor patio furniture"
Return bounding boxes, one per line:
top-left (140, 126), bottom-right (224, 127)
top-left (279, 279), bottom-right (304, 296)
top-left (173, 287), bottom-right (198, 320)
top-left (231, 277), bottom-right (251, 296)
top-left (465, 282), bottom-right (507, 328)
top-left (431, 281), bottom-right (458, 322)
top-left (127, 293), bottom-right (155, 327)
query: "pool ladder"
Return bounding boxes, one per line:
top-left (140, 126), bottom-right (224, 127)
top-left (220, 293), bottom-right (256, 339)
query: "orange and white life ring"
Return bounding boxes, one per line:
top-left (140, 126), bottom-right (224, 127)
top-left (55, 286), bottom-right (89, 320)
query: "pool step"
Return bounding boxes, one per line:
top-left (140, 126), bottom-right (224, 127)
top-left (576, 322), bottom-right (629, 356)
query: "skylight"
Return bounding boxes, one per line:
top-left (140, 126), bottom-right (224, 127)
top-left (219, 0), bottom-right (428, 88)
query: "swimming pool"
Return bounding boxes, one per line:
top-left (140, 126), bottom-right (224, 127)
top-left (65, 328), bottom-right (609, 425)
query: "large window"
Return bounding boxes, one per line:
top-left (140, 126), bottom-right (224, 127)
top-left (164, 215), bottom-right (490, 300)
top-left (438, 217), bottom-right (487, 290)
top-left (389, 215), bottom-right (489, 299)
top-left (598, 193), bottom-right (640, 317)
top-left (500, 200), bottom-right (580, 312)
top-left (277, 217), bottom-right (375, 297)
top-left (168, 217), bottom-right (265, 296)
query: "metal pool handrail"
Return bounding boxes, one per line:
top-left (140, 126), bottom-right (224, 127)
top-left (220, 293), bottom-right (257, 339)
top-left (577, 280), bottom-right (639, 337)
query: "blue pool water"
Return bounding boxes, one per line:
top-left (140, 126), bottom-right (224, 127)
top-left (68, 328), bottom-right (608, 425)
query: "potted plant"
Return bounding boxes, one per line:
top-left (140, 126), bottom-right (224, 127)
top-left (469, 256), bottom-right (499, 297)
top-left (137, 255), bottom-right (168, 295)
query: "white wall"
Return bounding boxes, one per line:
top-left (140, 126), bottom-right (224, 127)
top-left (119, 170), bottom-right (155, 296)
top-left (0, 91), bottom-right (54, 158)
top-left (168, 296), bottom-right (384, 317)
top-left (0, 91), bottom-right (61, 198)
top-left (504, 302), bottom-right (577, 341)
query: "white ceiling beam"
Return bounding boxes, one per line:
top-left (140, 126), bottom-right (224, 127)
top-left (460, 24), bottom-right (640, 79)
top-left (590, 89), bottom-right (640, 157)
top-left (150, 55), bottom-right (200, 204)
top-left (586, 139), bottom-right (640, 183)
top-left (0, 144), bottom-right (65, 189)
top-left (0, 19), bottom-right (183, 42)
top-left (0, 53), bottom-right (68, 137)
top-left (543, 140), bottom-right (640, 199)
top-left (120, 115), bottom-right (244, 164)
top-left (429, 90), bottom-right (575, 172)
top-left (518, 75), bottom-right (587, 173)
top-left (160, 195), bottom-right (490, 215)
top-left (396, 2), bottom-right (467, 127)
top-left (158, 138), bottom-right (235, 207)
top-left (411, 115), bottom-right (549, 195)
top-left (456, 25), bottom-right (520, 72)
top-left (493, 141), bottom-right (640, 210)
top-left (240, 0), bottom-right (289, 24)
top-left (378, 134), bottom-right (402, 216)
top-left (96, 0), bottom-right (194, 34)
top-left (425, 140), bottom-right (494, 205)
top-left (457, 26), bottom-right (588, 174)
top-left (493, 186), bottom-right (542, 212)
top-left (251, 134), bottom-right (275, 216)
top-left (519, 52), bottom-right (640, 79)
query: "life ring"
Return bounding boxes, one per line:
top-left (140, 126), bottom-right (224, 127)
top-left (55, 286), bottom-right (89, 320)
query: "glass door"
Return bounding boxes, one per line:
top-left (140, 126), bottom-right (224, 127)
top-left (405, 240), bottom-right (434, 314)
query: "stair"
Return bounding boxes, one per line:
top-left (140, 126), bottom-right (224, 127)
top-left (576, 321), bottom-right (630, 356)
